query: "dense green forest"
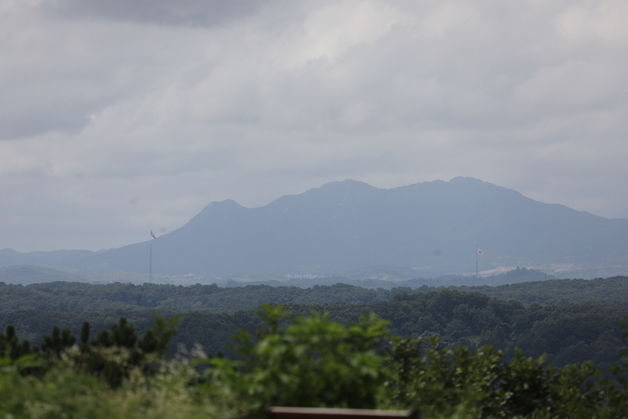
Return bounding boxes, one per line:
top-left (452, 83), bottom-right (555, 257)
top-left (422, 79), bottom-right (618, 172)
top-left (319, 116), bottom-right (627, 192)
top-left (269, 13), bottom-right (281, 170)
top-left (3, 275), bottom-right (628, 313)
top-left (2, 306), bottom-right (628, 418)
top-left (457, 276), bottom-right (628, 306)
top-left (2, 278), bottom-right (628, 368)
top-left (2, 277), bottom-right (628, 417)
top-left (0, 282), bottom-right (393, 313)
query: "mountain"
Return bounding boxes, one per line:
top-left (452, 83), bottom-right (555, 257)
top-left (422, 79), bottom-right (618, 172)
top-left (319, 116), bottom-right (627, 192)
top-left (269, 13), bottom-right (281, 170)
top-left (0, 265), bottom-right (88, 284)
top-left (2, 177), bottom-right (628, 277)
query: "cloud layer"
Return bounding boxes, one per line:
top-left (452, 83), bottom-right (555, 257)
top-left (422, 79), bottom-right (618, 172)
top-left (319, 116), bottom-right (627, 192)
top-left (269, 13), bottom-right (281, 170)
top-left (1, 0), bottom-right (627, 251)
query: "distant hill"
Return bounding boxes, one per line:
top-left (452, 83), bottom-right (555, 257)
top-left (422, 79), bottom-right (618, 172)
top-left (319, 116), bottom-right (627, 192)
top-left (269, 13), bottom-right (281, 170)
top-left (0, 265), bottom-right (87, 285)
top-left (2, 275), bottom-right (627, 315)
top-left (2, 177), bottom-right (628, 277)
top-left (271, 267), bottom-right (553, 289)
top-left (457, 276), bottom-right (628, 306)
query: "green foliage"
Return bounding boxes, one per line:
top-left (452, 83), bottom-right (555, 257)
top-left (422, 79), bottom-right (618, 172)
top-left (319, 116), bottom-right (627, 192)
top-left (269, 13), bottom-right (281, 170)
top-left (202, 306), bottom-right (390, 417)
top-left (138, 315), bottom-right (180, 354)
top-left (1, 302), bottom-right (628, 417)
top-left (41, 326), bottom-right (76, 357)
top-left (0, 360), bottom-right (113, 418)
top-left (0, 325), bottom-right (32, 360)
top-left (198, 307), bottom-right (628, 418)
top-left (77, 316), bottom-right (180, 388)
top-left (0, 315), bottom-right (180, 388)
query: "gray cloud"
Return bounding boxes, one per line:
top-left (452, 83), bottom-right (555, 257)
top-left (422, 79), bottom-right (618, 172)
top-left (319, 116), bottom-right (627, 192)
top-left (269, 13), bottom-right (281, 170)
top-left (44, 0), bottom-right (270, 27)
top-left (1, 0), bottom-right (628, 251)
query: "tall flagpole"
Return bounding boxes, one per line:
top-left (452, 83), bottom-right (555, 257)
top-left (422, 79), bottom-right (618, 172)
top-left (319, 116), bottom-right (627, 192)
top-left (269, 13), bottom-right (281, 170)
top-left (149, 230), bottom-right (157, 282)
top-left (149, 242), bottom-right (153, 282)
top-left (475, 246), bottom-right (483, 278)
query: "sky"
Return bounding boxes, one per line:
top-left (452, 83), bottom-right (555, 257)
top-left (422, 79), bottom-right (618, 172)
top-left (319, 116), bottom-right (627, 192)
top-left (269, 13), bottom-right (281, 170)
top-left (1, 0), bottom-right (628, 251)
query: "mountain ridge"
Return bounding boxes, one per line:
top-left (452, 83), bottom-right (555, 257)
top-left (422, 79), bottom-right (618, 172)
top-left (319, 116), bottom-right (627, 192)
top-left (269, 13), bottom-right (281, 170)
top-left (2, 177), bottom-right (628, 278)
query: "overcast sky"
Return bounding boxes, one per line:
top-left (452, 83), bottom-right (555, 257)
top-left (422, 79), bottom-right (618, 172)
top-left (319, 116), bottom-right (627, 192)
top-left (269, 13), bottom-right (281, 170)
top-left (1, 0), bottom-right (628, 251)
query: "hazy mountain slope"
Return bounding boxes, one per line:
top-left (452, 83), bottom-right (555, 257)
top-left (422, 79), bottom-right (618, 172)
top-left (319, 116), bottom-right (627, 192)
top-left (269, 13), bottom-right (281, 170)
top-left (3, 177), bottom-right (628, 276)
top-left (0, 265), bottom-right (88, 284)
top-left (99, 177), bottom-right (628, 276)
top-left (0, 249), bottom-right (97, 271)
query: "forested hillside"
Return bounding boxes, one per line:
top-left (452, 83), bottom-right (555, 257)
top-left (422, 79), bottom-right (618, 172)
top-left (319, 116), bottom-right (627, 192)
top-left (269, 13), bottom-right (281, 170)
top-left (0, 282), bottom-right (391, 313)
top-left (2, 276), bottom-right (628, 313)
top-left (3, 277), bottom-right (628, 417)
top-left (2, 306), bottom-right (628, 418)
top-left (3, 282), bottom-right (627, 368)
top-left (458, 276), bottom-right (628, 306)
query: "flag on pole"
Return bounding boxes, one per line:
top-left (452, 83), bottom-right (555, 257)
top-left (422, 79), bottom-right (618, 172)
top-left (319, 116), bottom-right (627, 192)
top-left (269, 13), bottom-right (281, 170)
top-left (476, 248), bottom-right (483, 256)
top-left (150, 230), bottom-right (157, 240)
